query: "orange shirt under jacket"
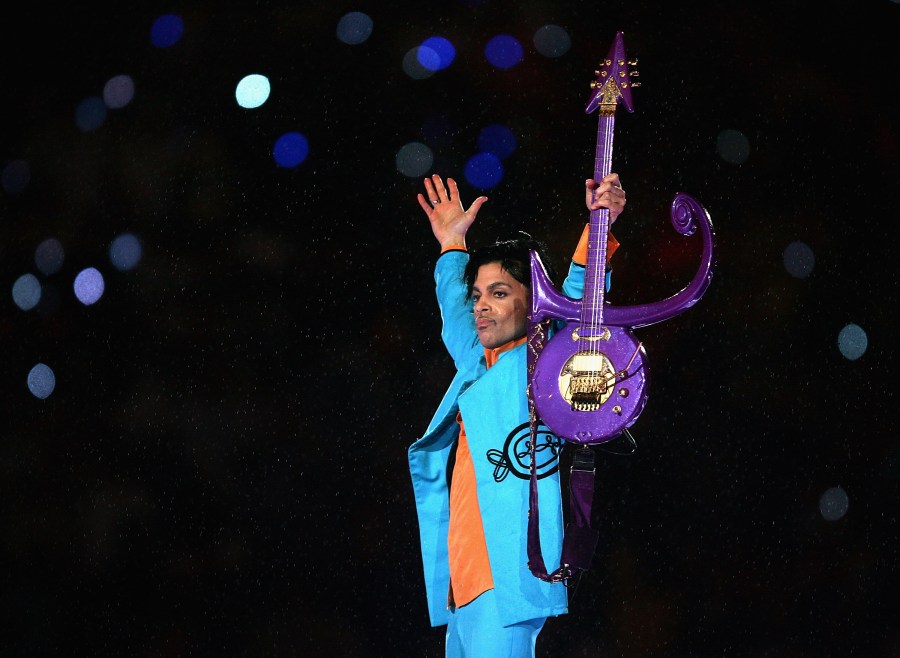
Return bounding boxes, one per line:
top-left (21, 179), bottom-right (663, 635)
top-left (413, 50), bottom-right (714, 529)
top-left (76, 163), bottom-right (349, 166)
top-left (447, 336), bottom-right (527, 608)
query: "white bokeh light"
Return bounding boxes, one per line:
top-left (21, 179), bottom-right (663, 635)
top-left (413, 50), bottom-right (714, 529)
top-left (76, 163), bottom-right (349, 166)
top-left (235, 74), bottom-right (271, 109)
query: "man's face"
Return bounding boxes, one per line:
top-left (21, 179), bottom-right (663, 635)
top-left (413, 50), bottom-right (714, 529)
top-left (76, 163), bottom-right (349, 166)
top-left (472, 262), bottom-right (529, 349)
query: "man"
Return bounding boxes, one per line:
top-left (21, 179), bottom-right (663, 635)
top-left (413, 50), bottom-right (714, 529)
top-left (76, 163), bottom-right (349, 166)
top-left (409, 173), bottom-right (625, 656)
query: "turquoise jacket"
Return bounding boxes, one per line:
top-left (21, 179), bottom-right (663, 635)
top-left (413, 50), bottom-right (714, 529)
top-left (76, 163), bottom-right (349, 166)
top-left (408, 249), bottom-right (588, 628)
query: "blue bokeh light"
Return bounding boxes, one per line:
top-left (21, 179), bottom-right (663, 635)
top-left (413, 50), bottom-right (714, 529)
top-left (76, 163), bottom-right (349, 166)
top-left (418, 37), bottom-right (456, 71)
top-left (151, 14), bottom-right (185, 49)
top-left (485, 34), bottom-right (524, 70)
top-left (464, 153), bottom-right (504, 189)
top-left (273, 132), bottom-right (310, 168)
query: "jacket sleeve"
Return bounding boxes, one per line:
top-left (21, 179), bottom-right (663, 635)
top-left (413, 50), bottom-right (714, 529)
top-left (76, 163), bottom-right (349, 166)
top-left (563, 224), bottom-right (618, 298)
top-left (434, 250), bottom-right (480, 366)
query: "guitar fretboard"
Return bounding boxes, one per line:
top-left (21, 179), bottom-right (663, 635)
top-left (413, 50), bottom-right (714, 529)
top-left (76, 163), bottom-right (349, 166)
top-left (581, 112), bottom-right (616, 328)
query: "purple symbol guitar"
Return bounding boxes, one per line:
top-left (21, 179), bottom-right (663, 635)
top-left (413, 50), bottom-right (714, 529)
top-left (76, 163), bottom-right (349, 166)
top-left (527, 32), bottom-right (716, 445)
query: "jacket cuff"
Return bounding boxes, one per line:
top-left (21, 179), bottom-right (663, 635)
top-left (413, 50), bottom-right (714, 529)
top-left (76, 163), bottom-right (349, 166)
top-left (572, 224), bottom-right (620, 265)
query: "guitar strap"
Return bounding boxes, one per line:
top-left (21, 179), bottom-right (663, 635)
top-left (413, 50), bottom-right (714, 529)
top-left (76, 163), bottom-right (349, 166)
top-left (526, 318), bottom-right (600, 586)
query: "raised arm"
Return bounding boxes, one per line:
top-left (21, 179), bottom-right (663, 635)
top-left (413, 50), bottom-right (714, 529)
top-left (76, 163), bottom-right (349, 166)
top-left (417, 175), bottom-right (488, 251)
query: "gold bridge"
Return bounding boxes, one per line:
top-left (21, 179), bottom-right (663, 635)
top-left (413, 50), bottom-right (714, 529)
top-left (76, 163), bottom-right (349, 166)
top-left (560, 350), bottom-right (616, 411)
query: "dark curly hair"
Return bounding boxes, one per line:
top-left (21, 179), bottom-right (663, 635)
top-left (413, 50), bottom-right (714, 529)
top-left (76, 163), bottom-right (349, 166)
top-left (462, 233), bottom-right (557, 300)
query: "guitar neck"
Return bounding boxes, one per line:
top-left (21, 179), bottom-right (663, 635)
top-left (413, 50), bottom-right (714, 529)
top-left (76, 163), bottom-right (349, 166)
top-left (581, 112), bottom-right (615, 325)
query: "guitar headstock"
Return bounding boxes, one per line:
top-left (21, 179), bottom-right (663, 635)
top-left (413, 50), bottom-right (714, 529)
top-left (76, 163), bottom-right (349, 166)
top-left (585, 31), bottom-right (640, 115)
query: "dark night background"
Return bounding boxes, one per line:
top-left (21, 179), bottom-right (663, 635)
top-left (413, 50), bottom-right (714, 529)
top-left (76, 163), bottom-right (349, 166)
top-left (1, 2), bottom-right (897, 656)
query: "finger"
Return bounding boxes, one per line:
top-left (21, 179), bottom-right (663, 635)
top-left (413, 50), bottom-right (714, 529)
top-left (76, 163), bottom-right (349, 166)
top-left (417, 193), bottom-right (434, 214)
top-left (433, 174), bottom-right (449, 201)
top-left (446, 178), bottom-right (460, 204)
top-left (467, 195), bottom-right (488, 215)
top-left (422, 178), bottom-right (442, 207)
top-left (589, 191), bottom-right (621, 209)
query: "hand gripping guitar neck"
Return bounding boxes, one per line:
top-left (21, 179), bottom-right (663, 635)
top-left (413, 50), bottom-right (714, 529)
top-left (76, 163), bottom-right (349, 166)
top-left (525, 32), bottom-right (716, 585)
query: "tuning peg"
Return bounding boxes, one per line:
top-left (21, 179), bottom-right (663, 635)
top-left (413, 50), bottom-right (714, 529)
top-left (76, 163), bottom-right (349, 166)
top-left (630, 70), bottom-right (640, 78)
top-left (630, 82), bottom-right (642, 88)
top-left (628, 58), bottom-right (638, 66)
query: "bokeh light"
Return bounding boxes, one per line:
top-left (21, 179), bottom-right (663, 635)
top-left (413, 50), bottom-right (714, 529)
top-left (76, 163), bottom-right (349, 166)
top-left (27, 363), bottom-right (56, 400)
top-left (75, 96), bottom-right (107, 133)
top-left (403, 47), bottom-right (436, 80)
top-left (35, 238), bottom-right (65, 276)
top-left (74, 267), bottom-right (105, 305)
top-left (396, 142), bottom-right (434, 178)
top-left (533, 24), bottom-right (571, 58)
top-left (819, 486), bottom-right (849, 521)
top-left (12, 274), bottom-right (42, 311)
top-left (151, 14), bottom-right (184, 49)
top-left (273, 132), bottom-right (310, 168)
top-left (103, 74), bottom-right (135, 109)
top-left (109, 233), bottom-right (143, 271)
top-left (235, 74), bottom-right (271, 109)
top-left (783, 240), bottom-right (815, 278)
top-left (336, 11), bottom-right (373, 45)
top-left (464, 152), bottom-right (504, 189)
top-left (418, 37), bottom-right (456, 71)
top-left (837, 323), bottom-right (867, 361)
top-left (716, 128), bottom-right (750, 164)
top-left (485, 34), bottom-right (524, 70)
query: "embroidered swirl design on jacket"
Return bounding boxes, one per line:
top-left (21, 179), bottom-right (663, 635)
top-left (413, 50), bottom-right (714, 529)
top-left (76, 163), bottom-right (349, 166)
top-left (486, 421), bottom-right (562, 482)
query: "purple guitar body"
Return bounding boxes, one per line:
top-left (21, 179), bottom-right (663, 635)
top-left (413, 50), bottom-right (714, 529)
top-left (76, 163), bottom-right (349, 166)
top-left (528, 32), bottom-right (716, 445)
